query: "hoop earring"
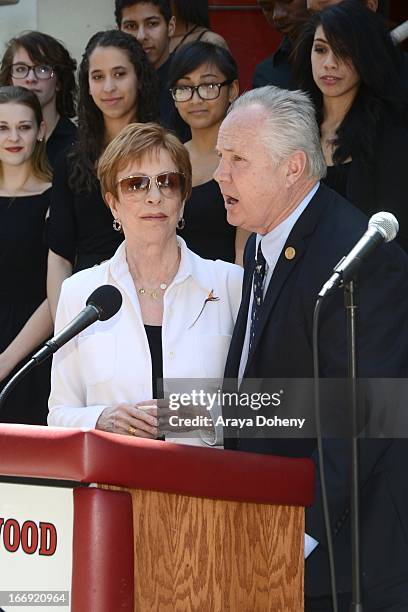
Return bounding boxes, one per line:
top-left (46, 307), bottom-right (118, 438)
top-left (113, 218), bottom-right (122, 232)
top-left (177, 217), bottom-right (185, 230)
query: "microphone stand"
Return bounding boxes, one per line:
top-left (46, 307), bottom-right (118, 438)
top-left (344, 279), bottom-right (363, 612)
top-left (0, 355), bottom-right (44, 411)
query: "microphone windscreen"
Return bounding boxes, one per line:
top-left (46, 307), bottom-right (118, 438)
top-left (368, 212), bottom-right (399, 242)
top-left (86, 285), bottom-right (122, 321)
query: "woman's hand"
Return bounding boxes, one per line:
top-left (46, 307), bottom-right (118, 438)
top-left (139, 399), bottom-right (214, 436)
top-left (95, 403), bottom-right (158, 438)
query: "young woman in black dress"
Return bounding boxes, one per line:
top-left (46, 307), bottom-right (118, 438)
top-left (47, 30), bottom-right (159, 319)
top-left (0, 86), bottom-right (52, 423)
top-left (0, 31), bottom-right (77, 169)
top-left (293, 0), bottom-right (408, 250)
top-left (169, 42), bottom-right (249, 264)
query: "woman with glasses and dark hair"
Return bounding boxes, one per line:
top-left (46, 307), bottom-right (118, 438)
top-left (48, 122), bottom-right (242, 439)
top-left (169, 1), bottom-right (228, 54)
top-left (0, 31), bottom-right (77, 169)
top-left (46, 30), bottom-right (159, 320)
top-left (293, 0), bottom-right (408, 251)
top-left (0, 86), bottom-right (52, 424)
top-left (169, 41), bottom-right (249, 264)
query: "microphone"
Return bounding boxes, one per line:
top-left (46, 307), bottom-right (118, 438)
top-left (318, 212), bottom-right (399, 298)
top-left (32, 284), bottom-right (123, 365)
top-left (0, 285), bottom-right (122, 410)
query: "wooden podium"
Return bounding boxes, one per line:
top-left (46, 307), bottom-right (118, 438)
top-left (0, 425), bottom-right (314, 611)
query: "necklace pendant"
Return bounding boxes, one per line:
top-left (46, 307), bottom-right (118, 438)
top-left (160, 282), bottom-right (167, 290)
top-left (139, 288), bottom-right (146, 295)
top-left (151, 291), bottom-right (159, 300)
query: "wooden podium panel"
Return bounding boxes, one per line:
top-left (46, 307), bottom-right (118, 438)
top-left (125, 489), bottom-right (304, 611)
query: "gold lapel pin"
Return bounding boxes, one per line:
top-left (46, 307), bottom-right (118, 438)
top-left (284, 246), bottom-right (296, 260)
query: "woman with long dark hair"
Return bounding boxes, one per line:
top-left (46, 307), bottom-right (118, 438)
top-left (169, 1), bottom-right (228, 54)
top-left (0, 86), bottom-right (52, 423)
top-left (169, 41), bottom-right (249, 264)
top-left (0, 31), bottom-right (77, 168)
top-left (293, 0), bottom-right (408, 250)
top-left (47, 30), bottom-right (159, 319)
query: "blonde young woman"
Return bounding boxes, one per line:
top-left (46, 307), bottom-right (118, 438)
top-left (0, 86), bottom-right (52, 424)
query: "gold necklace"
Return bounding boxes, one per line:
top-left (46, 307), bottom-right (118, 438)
top-left (138, 283), bottom-right (168, 300)
top-left (135, 242), bottom-right (181, 300)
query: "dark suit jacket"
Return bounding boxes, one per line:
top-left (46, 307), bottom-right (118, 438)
top-left (224, 184), bottom-right (408, 600)
top-left (252, 37), bottom-right (296, 90)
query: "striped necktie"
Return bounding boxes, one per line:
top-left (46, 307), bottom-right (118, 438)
top-left (249, 242), bottom-right (266, 351)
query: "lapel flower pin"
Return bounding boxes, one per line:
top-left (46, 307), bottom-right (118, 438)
top-left (189, 289), bottom-right (220, 329)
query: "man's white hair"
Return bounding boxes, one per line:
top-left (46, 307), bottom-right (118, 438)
top-left (228, 86), bottom-right (327, 180)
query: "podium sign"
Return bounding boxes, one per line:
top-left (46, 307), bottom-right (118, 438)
top-left (0, 482), bottom-right (72, 610)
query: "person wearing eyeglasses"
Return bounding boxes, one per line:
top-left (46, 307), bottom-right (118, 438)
top-left (48, 122), bottom-right (243, 438)
top-left (168, 42), bottom-right (249, 265)
top-left (0, 31), bottom-right (77, 170)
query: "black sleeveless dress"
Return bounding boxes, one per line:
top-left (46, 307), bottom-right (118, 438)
top-left (0, 189), bottom-right (51, 424)
top-left (178, 179), bottom-right (236, 262)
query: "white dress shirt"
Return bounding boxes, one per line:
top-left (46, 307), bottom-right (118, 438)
top-left (238, 182), bottom-right (319, 382)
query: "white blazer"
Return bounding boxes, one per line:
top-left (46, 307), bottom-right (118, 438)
top-left (48, 239), bottom-right (243, 429)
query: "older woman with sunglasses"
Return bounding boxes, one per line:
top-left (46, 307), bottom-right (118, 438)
top-left (48, 122), bottom-right (243, 439)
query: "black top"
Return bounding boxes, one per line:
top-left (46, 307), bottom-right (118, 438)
top-left (0, 190), bottom-right (51, 425)
top-left (252, 37), bottom-right (295, 90)
top-left (46, 117), bottom-right (77, 171)
top-left (322, 111), bottom-right (408, 253)
top-left (144, 325), bottom-right (163, 399)
top-left (178, 179), bottom-right (236, 262)
top-left (47, 146), bottom-right (123, 271)
top-left (158, 56), bottom-right (191, 143)
top-left (323, 162), bottom-right (351, 200)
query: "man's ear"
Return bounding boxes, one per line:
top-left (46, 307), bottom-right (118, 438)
top-left (168, 16), bottom-right (176, 38)
top-left (285, 151), bottom-right (307, 186)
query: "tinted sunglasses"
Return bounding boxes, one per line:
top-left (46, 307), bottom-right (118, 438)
top-left (116, 171), bottom-right (185, 200)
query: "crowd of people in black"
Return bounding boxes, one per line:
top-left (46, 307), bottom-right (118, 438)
top-left (0, 1), bottom-right (408, 609)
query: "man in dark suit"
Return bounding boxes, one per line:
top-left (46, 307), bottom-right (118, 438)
top-left (253, 0), bottom-right (308, 90)
top-left (214, 86), bottom-right (408, 611)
